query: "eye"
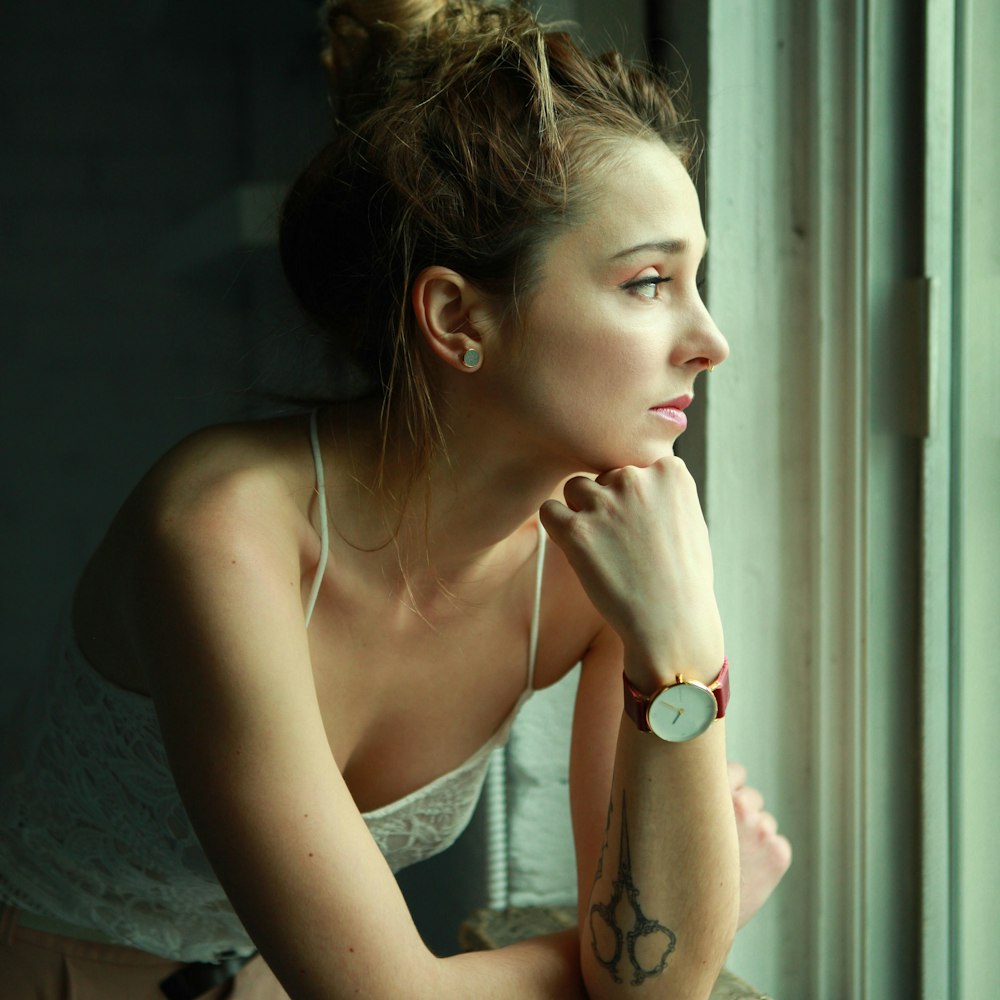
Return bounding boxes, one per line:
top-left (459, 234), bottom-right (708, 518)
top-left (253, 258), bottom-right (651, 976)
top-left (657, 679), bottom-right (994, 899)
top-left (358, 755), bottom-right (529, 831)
top-left (623, 275), bottom-right (672, 300)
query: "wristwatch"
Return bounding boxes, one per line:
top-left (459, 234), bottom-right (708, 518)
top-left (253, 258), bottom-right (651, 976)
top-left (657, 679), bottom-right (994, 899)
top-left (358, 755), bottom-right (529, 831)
top-left (622, 658), bottom-right (730, 742)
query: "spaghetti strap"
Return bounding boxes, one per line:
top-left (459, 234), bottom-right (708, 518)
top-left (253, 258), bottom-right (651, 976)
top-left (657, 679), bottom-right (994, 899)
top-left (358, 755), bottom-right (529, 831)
top-left (304, 410), bottom-right (329, 629)
top-left (526, 522), bottom-right (546, 691)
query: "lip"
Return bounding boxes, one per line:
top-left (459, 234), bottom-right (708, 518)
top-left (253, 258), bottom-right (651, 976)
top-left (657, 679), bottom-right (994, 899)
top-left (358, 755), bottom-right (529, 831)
top-left (649, 395), bottom-right (692, 431)
top-left (652, 395), bottom-right (693, 411)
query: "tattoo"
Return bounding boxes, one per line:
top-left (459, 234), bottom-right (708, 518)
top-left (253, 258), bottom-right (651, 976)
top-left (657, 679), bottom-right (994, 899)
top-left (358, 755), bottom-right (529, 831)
top-left (588, 792), bottom-right (677, 986)
top-left (592, 795), bottom-right (614, 886)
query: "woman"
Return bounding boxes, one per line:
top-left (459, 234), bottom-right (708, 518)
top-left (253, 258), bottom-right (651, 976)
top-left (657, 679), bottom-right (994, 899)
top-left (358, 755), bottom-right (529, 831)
top-left (0, 2), bottom-right (790, 997)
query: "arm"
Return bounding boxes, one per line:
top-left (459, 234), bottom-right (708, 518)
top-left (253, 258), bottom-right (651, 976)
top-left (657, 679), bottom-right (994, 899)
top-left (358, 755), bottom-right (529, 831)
top-left (134, 473), bottom-right (587, 1000)
top-left (571, 627), bottom-right (738, 1000)
top-left (543, 458), bottom-right (741, 1000)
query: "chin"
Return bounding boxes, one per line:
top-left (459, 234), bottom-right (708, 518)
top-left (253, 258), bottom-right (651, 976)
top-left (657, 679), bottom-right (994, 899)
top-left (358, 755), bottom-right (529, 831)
top-left (547, 427), bottom-right (680, 476)
top-left (627, 434), bottom-right (679, 465)
top-left (628, 451), bottom-right (675, 470)
top-left (582, 444), bottom-right (676, 475)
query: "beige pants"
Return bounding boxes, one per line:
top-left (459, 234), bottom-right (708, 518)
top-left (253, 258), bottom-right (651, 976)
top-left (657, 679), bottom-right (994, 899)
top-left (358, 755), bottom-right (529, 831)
top-left (0, 906), bottom-right (289, 1000)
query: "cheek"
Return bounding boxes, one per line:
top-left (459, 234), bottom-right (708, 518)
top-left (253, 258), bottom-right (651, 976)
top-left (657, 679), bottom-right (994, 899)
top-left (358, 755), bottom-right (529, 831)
top-left (528, 299), bottom-right (641, 367)
top-left (558, 325), bottom-right (654, 389)
top-left (516, 292), bottom-right (663, 411)
top-left (530, 334), bottom-right (651, 424)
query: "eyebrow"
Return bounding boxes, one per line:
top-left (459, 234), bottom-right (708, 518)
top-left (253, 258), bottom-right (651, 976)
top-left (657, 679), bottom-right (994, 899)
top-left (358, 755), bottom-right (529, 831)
top-left (609, 237), bottom-right (709, 261)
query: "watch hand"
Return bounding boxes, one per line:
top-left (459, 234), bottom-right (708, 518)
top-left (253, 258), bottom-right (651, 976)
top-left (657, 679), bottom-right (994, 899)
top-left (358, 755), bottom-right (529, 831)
top-left (661, 701), bottom-right (684, 717)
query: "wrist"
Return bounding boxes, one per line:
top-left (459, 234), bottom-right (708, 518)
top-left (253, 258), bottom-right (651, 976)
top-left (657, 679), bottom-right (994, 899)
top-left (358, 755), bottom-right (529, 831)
top-left (622, 658), bottom-right (730, 742)
top-left (622, 644), bottom-right (724, 692)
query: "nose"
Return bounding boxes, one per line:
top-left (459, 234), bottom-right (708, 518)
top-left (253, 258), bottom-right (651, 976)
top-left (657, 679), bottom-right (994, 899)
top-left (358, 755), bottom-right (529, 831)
top-left (674, 302), bottom-right (730, 372)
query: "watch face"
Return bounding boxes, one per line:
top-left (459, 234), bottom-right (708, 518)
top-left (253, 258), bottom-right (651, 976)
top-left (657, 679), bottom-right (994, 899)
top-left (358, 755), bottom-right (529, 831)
top-left (647, 681), bottom-right (717, 742)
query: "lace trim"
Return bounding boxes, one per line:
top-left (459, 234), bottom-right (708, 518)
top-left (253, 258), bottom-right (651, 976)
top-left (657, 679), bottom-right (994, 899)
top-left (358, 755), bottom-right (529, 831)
top-left (364, 689), bottom-right (530, 872)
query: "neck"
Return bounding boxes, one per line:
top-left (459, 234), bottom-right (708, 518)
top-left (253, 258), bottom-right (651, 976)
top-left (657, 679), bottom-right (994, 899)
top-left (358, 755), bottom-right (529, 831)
top-left (319, 399), bottom-right (568, 604)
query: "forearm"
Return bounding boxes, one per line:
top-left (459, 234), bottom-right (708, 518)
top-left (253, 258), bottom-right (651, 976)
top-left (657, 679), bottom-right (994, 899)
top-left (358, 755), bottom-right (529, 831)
top-left (580, 716), bottom-right (739, 1000)
top-left (435, 929), bottom-right (587, 999)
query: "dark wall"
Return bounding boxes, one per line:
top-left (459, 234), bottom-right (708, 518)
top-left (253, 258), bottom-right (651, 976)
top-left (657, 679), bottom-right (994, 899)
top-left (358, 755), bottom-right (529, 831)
top-left (1, 1), bottom-right (327, 701)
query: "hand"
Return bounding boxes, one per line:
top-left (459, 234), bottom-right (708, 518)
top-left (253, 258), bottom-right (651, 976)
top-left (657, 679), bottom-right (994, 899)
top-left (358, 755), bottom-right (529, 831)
top-left (539, 457), bottom-right (724, 688)
top-left (728, 762), bottom-right (793, 927)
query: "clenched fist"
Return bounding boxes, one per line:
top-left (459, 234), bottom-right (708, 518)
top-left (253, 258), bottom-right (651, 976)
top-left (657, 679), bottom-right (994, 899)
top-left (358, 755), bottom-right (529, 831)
top-left (539, 456), bottom-right (724, 690)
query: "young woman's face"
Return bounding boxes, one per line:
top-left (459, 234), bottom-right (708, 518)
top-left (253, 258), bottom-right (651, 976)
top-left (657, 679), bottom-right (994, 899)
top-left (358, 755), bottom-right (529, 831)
top-left (490, 138), bottom-right (729, 475)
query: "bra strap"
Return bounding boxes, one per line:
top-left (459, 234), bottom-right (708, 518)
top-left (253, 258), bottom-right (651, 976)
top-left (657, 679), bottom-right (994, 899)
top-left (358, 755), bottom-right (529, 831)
top-left (526, 523), bottom-right (546, 691)
top-left (304, 410), bottom-right (330, 629)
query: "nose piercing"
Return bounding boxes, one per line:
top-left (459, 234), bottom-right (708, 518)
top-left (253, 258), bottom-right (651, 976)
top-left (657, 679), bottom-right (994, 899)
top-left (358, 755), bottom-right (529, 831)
top-left (707, 361), bottom-right (716, 372)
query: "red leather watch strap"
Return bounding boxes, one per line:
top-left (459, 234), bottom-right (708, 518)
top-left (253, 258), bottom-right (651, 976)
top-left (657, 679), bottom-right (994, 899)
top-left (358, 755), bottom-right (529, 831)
top-left (622, 657), bottom-right (730, 731)
top-left (711, 657), bottom-right (730, 719)
top-left (622, 673), bottom-right (653, 732)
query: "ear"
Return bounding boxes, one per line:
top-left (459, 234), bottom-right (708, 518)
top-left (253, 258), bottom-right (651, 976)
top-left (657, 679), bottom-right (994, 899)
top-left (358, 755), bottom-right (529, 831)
top-left (411, 266), bottom-right (499, 372)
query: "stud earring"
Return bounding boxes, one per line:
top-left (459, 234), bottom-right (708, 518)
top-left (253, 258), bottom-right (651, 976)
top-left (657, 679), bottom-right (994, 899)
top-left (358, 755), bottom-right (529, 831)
top-left (462, 348), bottom-right (481, 369)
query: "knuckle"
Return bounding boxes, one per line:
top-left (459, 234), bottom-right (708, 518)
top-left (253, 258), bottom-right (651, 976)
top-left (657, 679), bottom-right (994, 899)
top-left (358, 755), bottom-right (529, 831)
top-left (563, 515), bottom-right (590, 544)
top-left (733, 785), bottom-right (765, 819)
top-left (656, 454), bottom-right (688, 476)
top-left (774, 835), bottom-right (793, 867)
top-left (615, 465), bottom-right (640, 487)
top-left (759, 811), bottom-right (779, 837)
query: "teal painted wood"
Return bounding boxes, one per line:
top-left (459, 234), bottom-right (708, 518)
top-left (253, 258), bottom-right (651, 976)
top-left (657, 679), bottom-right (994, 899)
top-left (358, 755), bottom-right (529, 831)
top-left (954, 0), bottom-right (1000, 994)
top-left (919, 2), bottom-right (958, 998)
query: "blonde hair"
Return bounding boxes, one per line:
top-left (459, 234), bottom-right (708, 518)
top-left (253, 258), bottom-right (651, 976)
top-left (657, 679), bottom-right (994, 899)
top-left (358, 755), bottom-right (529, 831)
top-left (280, 0), bottom-right (696, 500)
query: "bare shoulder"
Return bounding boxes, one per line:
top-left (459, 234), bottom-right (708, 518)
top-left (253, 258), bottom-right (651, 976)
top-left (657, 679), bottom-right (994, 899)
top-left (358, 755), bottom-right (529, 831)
top-left (73, 414), bottom-right (319, 691)
top-left (136, 416), bottom-right (313, 529)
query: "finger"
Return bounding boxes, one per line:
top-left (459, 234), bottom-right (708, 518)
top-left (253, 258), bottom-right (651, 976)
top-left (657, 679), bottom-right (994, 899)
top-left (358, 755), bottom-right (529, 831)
top-left (561, 475), bottom-right (602, 512)
top-left (594, 463), bottom-right (645, 489)
top-left (538, 500), bottom-right (577, 555)
top-left (594, 466), bottom-right (627, 488)
top-left (727, 761), bottom-right (747, 791)
top-left (773, 834), bottom-right (793, 867)
top-left (758, 811), bottom-right (779, 838)
top-left (733, 785), bottom-right (765, 818)
top-left (538, 500), bottom-right (573, 535)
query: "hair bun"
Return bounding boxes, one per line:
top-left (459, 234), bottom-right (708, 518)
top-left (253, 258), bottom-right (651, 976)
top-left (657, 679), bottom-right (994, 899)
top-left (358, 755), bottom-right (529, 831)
top-left (320, 0), bottom-right (449, 90)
